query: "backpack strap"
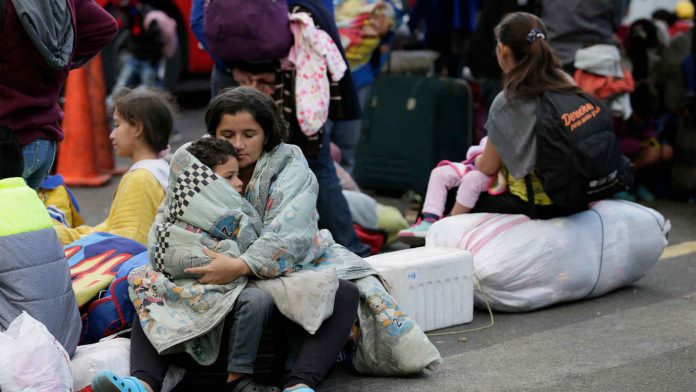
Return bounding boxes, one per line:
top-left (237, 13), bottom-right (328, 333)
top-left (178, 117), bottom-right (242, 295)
top-left (524, 174), bottom-right (538, 219)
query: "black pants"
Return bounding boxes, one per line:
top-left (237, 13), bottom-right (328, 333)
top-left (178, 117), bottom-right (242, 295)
top-left (130, 279), bottom-right (360, 391)
top-left (469, 192), bottom-right (578, 219)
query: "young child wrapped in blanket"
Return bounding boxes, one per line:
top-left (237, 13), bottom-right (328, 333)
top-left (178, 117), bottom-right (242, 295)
top-left (150, 137), bottom-right (261, 280)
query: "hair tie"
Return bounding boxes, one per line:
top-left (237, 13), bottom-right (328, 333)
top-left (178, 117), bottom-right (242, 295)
top-left (527, 28), bottom-right (546, 43)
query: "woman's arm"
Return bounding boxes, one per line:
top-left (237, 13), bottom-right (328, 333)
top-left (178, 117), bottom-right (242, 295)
top-left (475, 138), bottom-right (503, 176)
top-left (185, 162), bottom-right (317, 283)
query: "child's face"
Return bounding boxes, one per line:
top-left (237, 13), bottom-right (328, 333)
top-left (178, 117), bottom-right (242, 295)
top-left (214, 155), bottom-right (244, 193)
top-left (110, 110), bottom-right (139, 158)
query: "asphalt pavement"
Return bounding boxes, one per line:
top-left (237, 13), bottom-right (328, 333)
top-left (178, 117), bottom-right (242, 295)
top-left (71, 106), bottom-right (696, 392)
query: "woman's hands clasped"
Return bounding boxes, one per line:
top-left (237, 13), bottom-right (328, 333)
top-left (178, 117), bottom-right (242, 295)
top-left (184, 247), bottom-right (252, 285)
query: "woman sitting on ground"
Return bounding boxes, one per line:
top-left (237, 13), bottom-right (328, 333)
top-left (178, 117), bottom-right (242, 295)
top-left (93, 87), bottom-right (440, 392)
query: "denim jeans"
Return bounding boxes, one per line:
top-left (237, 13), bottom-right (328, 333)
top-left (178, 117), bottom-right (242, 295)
top-left (308, 129), bottom-right (371, 257)
top-left (22, 139), bottom-right (56, 189)
top-left (110, 55), bottom-right (161, 100)
top-left (210, 66), bottom-right (237, 98)
top-left (325, 86), bottom-right (371, 174)
top-left (226, 287), bottom-right (274, 373)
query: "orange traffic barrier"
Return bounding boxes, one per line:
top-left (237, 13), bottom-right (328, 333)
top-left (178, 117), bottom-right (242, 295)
top-left (57, 54), bottom-right (114, 186)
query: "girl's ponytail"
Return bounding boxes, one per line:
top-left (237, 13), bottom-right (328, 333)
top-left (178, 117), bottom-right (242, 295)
top-left (494, 12), bottom-right (578, 100)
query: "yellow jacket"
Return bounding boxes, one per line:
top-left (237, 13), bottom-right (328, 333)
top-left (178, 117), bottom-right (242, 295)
top-left (54, 169), bottom-right (165, 245)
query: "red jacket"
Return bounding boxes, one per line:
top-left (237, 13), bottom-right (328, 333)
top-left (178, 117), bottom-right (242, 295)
top-left (574, 68), bottom-right (636, 101)
top-left (0, 0), bottom-right (117, 146)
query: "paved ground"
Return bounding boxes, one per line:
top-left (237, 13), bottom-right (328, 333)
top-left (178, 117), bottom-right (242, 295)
top-left (71, 106), bottom-right (696, 392)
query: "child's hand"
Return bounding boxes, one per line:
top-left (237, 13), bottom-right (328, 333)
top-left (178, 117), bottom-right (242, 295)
top-left (185, 247), bottom-right (251, 285)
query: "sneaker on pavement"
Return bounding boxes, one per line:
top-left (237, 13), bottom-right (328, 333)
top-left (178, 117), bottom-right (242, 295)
top-left (398, 218), bottom-right (433, 246)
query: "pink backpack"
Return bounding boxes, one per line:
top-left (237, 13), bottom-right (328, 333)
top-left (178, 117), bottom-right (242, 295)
top-left (204, 0), bottom-right (294, 63)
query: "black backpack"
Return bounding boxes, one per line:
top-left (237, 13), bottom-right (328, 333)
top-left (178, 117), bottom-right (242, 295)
top-left (530, 91), bottom-right (634, 212)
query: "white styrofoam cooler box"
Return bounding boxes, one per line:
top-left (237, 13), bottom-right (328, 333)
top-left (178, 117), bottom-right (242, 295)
top-left (365, 246), bottom-right (474, 332)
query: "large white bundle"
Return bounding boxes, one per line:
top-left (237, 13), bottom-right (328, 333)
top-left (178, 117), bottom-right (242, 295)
top-left (426, 200), bottom-right (669, 312)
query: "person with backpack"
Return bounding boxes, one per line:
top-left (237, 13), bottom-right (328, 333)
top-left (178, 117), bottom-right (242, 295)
top-left (456, 12), bottom-right (632, 219)
top-left (0, 0), bottom-right (117, 189)
top-left (190, 0), bottom-right (372, 257)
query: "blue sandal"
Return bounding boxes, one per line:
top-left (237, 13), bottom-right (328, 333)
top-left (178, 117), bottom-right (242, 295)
top-left (91, 370), bottom-right (149, 392)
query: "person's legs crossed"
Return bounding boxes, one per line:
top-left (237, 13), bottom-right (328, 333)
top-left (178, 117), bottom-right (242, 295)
top-left (22, 139), bottom-right (56, 189)
top-left (309, 130), bottom-right (371, 257)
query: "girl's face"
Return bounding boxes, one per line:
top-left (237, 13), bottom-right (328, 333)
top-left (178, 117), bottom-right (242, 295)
top-left (215, 112), bottom-right (266, 169)
top-left (110, 110), bottom-right (140, 158)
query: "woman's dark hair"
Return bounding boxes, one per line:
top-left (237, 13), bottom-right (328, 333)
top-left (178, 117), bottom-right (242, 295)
top-left (204, 86), bottom-right (289, 152)
top-left (494, 12), bottom-right (578, 100)
top-left (187, 137), bottom-right (237, 170)
top-left (112, 87), bottom-right (177, 153)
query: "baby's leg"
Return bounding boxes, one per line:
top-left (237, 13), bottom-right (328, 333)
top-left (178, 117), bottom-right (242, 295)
top-left (451, 170), bottom-right (492, 215)
top-left (422, 163), bottom-right (467, 217)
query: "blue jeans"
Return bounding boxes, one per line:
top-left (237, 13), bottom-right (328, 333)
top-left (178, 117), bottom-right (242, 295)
top-left (325, 86), bottom-right (370, 174)
top-left (226, 287), bottom-right (274, 374)
top-left (22, 139), bottom-right (56, 189)
top-left (210, 66), bottom-right (237, 98)
top-left (308, 130), bottom-right (371, 257)
top-left (110, 55), bottom-right (161, 100)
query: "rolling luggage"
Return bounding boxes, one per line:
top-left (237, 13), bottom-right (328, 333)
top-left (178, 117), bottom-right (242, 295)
top-left (354, 75), bottom-right (473, 195)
